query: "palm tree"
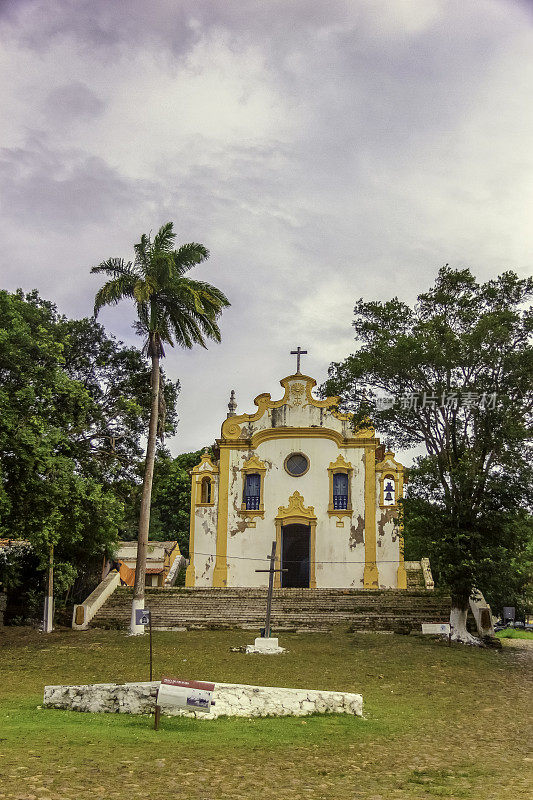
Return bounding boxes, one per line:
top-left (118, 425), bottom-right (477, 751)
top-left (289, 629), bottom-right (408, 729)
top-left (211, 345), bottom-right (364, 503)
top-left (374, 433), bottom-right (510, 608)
top-left (92, 222), bottom-right (230, 634)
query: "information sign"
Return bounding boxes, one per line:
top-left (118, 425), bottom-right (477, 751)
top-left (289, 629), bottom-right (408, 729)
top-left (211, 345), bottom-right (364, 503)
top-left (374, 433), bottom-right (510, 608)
top-left (135, 609), bottom-right (150, 625)
top-left (421, 623), bottom-right (451, 635)
top-left (157, 677), bottom-right (215, 714)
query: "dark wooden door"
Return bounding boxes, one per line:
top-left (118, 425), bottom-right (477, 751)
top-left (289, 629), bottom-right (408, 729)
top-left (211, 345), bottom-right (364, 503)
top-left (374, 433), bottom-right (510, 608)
top-left (281, 524), bottom-right (310, 588)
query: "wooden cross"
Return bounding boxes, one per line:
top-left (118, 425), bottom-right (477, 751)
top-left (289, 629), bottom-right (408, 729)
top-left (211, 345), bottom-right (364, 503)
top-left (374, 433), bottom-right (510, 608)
top-left (290, 346), bottom-right (307, 374)
top-left (255, 541), bottom-right (287, 638)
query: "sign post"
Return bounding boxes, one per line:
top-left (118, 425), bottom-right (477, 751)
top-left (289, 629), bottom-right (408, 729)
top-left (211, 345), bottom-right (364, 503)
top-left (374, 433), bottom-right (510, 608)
top-left (149, 610), bottom-right (153, 681)
top-left (135, 608), bottom-right (152, 680)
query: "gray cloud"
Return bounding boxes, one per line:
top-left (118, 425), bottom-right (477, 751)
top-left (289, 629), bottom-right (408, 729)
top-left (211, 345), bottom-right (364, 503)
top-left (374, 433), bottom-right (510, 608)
top-left (0, 134), bottom-right (152, 229)
top-left (45, 82), bottom-right (105, 121)
top-left (0, 0), bottom-right (532, 459)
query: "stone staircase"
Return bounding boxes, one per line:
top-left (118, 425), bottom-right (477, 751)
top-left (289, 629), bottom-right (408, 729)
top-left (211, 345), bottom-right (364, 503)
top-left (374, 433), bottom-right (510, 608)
top-left (91, 587), bottom-right (452, 632)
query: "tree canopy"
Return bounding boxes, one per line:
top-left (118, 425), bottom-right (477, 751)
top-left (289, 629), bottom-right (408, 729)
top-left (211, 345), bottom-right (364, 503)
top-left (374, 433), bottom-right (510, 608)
top-left (122, 448), bottom-right (211, 557)
top-left (324, 267), bottom-right (533, 632)
top-left (0, 289), bottom-right (179, 606)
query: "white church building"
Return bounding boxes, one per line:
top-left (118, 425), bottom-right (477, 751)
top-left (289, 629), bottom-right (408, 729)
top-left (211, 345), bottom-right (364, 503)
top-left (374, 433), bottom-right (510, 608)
top-left (186, 363), bottom-right (406, 590)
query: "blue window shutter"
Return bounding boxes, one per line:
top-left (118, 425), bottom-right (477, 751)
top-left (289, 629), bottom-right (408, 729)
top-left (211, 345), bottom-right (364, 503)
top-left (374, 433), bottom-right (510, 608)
top-left (245, 473), bottom-right (261, 510)
top-left (246, 474), bottom-right (261, 496)
top-left (333, 473), bottom-right (349, 510)
top-left (333, 473), bottom-right (348, 495)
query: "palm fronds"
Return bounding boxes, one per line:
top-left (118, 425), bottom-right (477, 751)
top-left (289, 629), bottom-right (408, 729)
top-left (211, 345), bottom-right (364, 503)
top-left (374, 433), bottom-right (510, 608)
top-left (92, 221), bottom-right (230, 356)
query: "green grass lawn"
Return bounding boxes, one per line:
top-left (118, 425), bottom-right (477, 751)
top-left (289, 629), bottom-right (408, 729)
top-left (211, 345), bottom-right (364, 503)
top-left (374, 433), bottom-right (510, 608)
top-left (496, 628), bottom-right (533, 640)
top-left (0, 626), bottom-right (531, 800)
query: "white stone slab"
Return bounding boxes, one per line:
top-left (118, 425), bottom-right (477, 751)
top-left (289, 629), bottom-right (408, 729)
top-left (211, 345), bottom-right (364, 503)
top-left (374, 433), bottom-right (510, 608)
top-left (246, 637), bottom-right (285, 654)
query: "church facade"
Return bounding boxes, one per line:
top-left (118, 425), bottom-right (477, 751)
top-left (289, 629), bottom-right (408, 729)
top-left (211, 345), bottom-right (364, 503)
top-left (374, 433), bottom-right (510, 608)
top-left (186, 371), bottom-right (406, 590)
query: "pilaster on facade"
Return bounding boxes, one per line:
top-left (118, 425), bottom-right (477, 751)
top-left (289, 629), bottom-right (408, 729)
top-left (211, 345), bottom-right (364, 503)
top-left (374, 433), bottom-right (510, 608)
top-left (212, 446), bottom-right (230, 587)
top-left (363, 444), bottom-right (379, 588)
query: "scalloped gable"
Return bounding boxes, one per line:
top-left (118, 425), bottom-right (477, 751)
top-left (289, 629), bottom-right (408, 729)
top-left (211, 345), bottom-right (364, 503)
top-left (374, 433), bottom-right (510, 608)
top-left (220, 374), bottom-right (375, 444)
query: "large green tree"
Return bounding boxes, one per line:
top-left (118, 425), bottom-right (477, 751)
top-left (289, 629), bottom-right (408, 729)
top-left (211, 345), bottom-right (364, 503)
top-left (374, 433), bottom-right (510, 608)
top-left (0, 291), bottom-right (123, 610)
top-left (0, 290), bottom-right (181, 621)
top-left (324, 267), bottom-right (532, 642)
top-left (122, 448), bottom-right (211, 555)
top-left (61, 316), bottom-right (180, 482)
top-left (58, 316), bottom-right (180, 602)
top-left (92, 222), bottom-right (230, 634)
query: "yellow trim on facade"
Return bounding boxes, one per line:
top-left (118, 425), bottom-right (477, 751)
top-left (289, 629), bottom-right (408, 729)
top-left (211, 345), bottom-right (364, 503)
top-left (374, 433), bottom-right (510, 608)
top-left (327, 453), bottom-right (354, 521)
top-left (274, 491), bottom-right (317, 589)
top-left (220, 374), bottom-right (375, 442)
top-left (396, 467), bottom-right (406, 588)
top-left (191, 451), bottom-right (219, 474)
top-left (196, 474), bottom-right (215, 506)
top-left (276, 490), bottom-right (317, 521)
top-left (376, 451), bottom-right (403, 508)
top-left (284, 451), bottom-right (311, 476)
top-left (212, 446), bottom-right (230, 587)
top-left (190, 452), bottom-right (219, 507)
top-left (250, 427), bottom-right (372, 450)
top-left (185, 470), bottom-right (196, 587)
top-left (363, 445), bottom-right (379, 588)
top-left (238, 454), bottom-right (267, 520)
top-left (375, 450), bottom-right (406, 589)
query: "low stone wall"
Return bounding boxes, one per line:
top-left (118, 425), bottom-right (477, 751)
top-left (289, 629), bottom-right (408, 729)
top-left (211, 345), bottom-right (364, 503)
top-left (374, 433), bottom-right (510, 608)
top-left (72, 571), bottom-right (121, 630)
top-left (43, 680), bottom-right (363, 719)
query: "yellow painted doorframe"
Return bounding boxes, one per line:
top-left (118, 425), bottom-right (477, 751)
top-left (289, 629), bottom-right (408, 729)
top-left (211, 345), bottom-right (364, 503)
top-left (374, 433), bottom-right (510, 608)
top-left (274, 517), bottom-right (317, 589)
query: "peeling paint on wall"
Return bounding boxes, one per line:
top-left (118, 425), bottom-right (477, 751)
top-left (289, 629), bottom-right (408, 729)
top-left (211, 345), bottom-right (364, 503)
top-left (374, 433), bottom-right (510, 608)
top-left (230, 518), bottom-right (249, 536)
top-left (349, 515), bottom-right (365, 548)
top-left (201, 555), bottom-right (213, 580)
top-left (271, 405), bottom-right (288, 427)
top-left (377, 507), bottom-right (396, 537)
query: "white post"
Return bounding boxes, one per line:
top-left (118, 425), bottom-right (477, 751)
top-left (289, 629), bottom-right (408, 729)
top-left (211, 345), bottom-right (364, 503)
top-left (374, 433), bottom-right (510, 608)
top-left (43, 544), bottom-right (54, 633)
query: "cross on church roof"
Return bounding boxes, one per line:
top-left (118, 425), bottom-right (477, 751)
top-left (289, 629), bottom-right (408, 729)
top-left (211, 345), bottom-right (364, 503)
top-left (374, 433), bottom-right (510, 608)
top-left (290, 346), bottom-right (308, 374)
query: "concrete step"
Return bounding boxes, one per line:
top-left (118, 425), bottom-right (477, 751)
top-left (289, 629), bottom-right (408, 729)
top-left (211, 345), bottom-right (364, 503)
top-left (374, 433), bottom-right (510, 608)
top-left (91, 586), bottom-right (451, 631)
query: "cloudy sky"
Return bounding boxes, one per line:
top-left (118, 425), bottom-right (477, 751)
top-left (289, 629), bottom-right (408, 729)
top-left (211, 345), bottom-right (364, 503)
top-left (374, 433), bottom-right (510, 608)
top-left (1, 0), bottom-right (532, 458)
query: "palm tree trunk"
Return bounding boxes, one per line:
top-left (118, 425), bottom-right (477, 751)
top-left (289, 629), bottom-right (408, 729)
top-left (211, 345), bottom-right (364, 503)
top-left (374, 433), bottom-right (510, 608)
top-left (130, 348), bottom-right (160, 635)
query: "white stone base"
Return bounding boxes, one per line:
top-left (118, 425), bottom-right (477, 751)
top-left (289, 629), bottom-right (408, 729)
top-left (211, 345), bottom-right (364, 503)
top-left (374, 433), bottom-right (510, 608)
top-left (246, 637), bottom-right (285, 655)
top-left (43, 680), bottom-right (363, 719)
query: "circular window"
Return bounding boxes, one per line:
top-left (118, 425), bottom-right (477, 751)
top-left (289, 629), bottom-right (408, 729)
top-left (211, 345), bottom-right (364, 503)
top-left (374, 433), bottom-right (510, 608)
top-left (284, 452), bottom-right (310, 477)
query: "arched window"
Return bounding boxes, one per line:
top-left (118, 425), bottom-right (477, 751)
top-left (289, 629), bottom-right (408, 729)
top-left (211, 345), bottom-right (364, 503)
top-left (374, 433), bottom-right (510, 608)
top-left (201, 476), bottom-right (212, 504)
top-left (383, 475), bottom-right (395, 505)
top-left (333, 472), bottom-right (349, 509)
top-left (244, 473), bottom-right (261, 510)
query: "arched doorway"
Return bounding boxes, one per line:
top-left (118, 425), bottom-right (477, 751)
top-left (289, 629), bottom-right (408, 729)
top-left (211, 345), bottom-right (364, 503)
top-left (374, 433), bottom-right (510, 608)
top-left (274, 491), bottom-right (317, 588)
